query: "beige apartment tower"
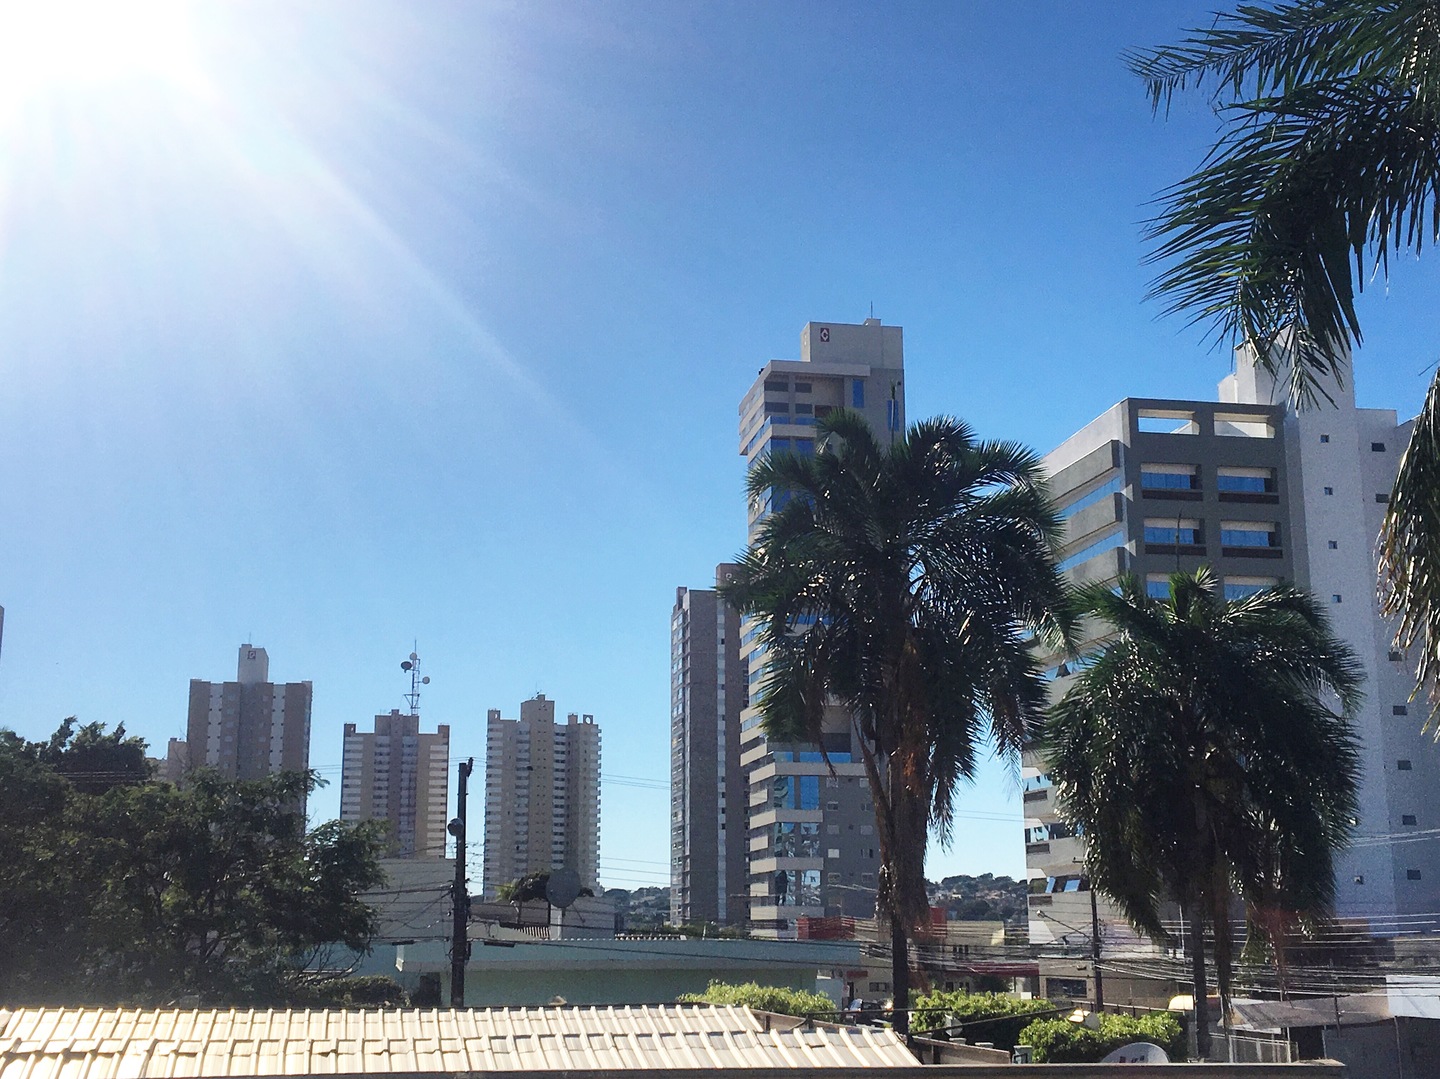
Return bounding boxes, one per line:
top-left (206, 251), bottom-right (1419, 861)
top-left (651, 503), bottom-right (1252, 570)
top-left (481, 694), bottom-right (601, 897)
top-left (168, 644), bottom-right (313, 812)
top-left (340, 711), bottom-right (450, 858)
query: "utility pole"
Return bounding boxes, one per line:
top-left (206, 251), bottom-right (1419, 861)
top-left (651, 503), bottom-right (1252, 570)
top-left (1090, 885), bottom-right (1104, 1010)
top-left (449, 757), bottom-right (475, 1008)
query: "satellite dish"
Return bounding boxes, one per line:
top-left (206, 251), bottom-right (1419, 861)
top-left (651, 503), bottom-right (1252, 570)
top-left (410, 652), bottom-right (419, 661)
top-left (1100, 1043), bottom-right (1170, 1064)
top-left (545, 867), bottom-right (583, 909)
top-left (401, 661), bottom-right (413, 671)
top-left (422, 676), bottom-right (431, 684)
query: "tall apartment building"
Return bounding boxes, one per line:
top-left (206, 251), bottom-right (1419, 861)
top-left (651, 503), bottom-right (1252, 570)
top-left (1025, 349), bottom-right (1439, 989)
top-left (481, 695), bottom-right (600, 897)
top-left (167, 644), bottom-right (313, 812)
top-left (340, 711), bottom-right (450, 858)
top-left (737, 318), bottom-right (905, 934)
top-left (669, 563), bottom-right (747, 926)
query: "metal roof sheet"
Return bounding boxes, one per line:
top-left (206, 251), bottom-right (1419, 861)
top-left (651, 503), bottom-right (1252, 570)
top-left (0, 1005), bottom-right (918, 1076)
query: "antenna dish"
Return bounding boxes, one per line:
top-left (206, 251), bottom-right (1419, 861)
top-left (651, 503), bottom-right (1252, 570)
top-left (422, 676), bottom-right (431, 684)
top-left (545, 867), bottom-right (583, 909)
top-left (401, 661), bottom-right (413, 671)
top-left (410, 652), bottom-right (418, 661)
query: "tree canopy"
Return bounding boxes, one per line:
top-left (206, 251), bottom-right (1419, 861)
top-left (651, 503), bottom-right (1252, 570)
top-left (722, 410), bottom-right (1072, 1031)
top-left (1045, 570), bottom-right (1362, 1056)
top-left (0, 721), bottom-right (387, 1006)
top-left (1131, 0), bottom-right (1440, 726)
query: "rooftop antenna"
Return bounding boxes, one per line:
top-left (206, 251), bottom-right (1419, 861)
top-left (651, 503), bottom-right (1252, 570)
top-left (869, 301), bottom-right (874, 318)
top-left (400, 643), bottom-right (430, 715)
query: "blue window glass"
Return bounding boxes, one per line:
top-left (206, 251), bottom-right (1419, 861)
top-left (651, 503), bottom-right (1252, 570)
top-left (793, 438), bottom-right (815, 455)
top-left (1141, 470), bottom-right (1196, 490)
top-left (1147, 578), bottom-right (1171, 599)
top-left (1144, 526), bottom-right (1201, 545)
top-left (798, 775), bottom-right (820, 810)
top-left (1220, 528), bottom-right (1276, 548)
top-left (1058, 529), bottom-right (1125, 572)
top-left (852, 379), bottom-right (865, 408)
top-left (1224, 582), bottom-right (1269, 600)
top-left (1058, 475), bottom-right (1124, 519)
top-left (1217, 472), bottom-right (1273, 493)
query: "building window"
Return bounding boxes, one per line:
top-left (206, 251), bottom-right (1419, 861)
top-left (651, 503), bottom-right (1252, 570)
top-left (1323, 487), bottom-right (1334, 496)
top-left (1390, 650), bottom-right (1405, 662)
top-left (827, 848), bottom-right (840, 859)
top-left (826, 800), bottom-right (840, 811)
top-left (1377, 493), bottom-right (1391, 503)
top-left (1220, 522), bottom-right (1279, 548)
top-left (795, 382), bottom-right (811, 393)
top-left (827, 872), bottom-right (841, 884)
top-left (851, 380), bottom-right (865, 408)
top-left (1409, 869), bottom-right (1423, 880)
top-left (1394, 705), bottom-right (1409, 716)
top-left (1403, 815), bottom-right (1418, 826)
top-left (1140, 464), bottom-right (1199, 491)
top-left (1320, 434), bottom-right (1330, 443)
top-left (861, 872), bottom-right (875, 885)
top-left (1372, 442), bottom-right (1387, 451)
top-left (1399, 760), bottom-right (1413, 770)
top-left (1144, 519), bottom-right (1202, 545)
top-left (1224, 577), bottom-right (1277, 601)
top-left (1328, 540), bottom-right (1339, 550)
top-left (1216, 467), bottom-right (1276, 495)
top-left (1146, 575), bottom-right (1171, 599)
top-left (1333, 594), bottom-right (1343, 604)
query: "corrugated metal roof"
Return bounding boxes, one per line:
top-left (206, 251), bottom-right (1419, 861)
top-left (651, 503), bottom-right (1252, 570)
top-left (0, 1005), bottom-right (918, 1076)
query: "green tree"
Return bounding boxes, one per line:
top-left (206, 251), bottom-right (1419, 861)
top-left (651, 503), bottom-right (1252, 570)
top-left (1130, 0), bottom-right (1440, 724)
top-left (722, 411), bottom-right (1072, 1032)
top-left (0, 722), bottom-right (387, 1005)
top-left (1044, 571), bottom-right (1362, 1058)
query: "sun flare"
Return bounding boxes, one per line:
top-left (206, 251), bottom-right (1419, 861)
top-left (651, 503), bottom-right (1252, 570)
top-left (0, 0), bottom-right (205, 111)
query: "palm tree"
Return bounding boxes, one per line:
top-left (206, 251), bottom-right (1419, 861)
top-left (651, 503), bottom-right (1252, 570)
top-left (1045, 570), bottom-right (1362, 1059)
top-left (721, 410), bottom-right (1072, 1033)
top-left (1129, 0), bottom-right (1440, 726)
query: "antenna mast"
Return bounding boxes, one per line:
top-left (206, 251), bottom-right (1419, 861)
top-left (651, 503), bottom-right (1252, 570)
top-left (400, 645), bottom-right (430, 715)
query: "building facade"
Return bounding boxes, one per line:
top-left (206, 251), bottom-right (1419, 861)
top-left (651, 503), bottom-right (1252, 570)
top-left (669, 563), bottom-right (747, 926)
top-left (340, 711), bottom-right (450, 858)
top-left (737, 318), bottom-right (905, 934)
top-left (1024, 349), bottom-right (1439, 981)
top-left (481, 695), bottom-right (600, 897)
top-left (168, 643), bottom-right (313, 812)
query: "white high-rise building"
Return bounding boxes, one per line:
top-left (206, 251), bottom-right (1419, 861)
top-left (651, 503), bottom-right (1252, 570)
top-left (1024, 347), bottom-right (1438, 997)
top-left (736, 318), bottom-right (905, 936)
top-left (481, 694), bottom-right (600, 897)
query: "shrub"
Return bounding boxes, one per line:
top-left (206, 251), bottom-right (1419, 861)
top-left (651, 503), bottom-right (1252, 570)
top-left (1018, 1011), bottom-right (1185, 1063)
top-left (911, 990), bottom-right (1056, 1051)
top-left (677, 980), bottom-right (837, 1018)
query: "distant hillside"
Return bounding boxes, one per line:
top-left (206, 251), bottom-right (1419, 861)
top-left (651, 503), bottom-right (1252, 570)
top-left (927, 873), bottom-right (1027, 924)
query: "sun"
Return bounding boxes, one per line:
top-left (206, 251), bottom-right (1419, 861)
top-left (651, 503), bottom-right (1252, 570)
top-left (0, 0), bottom-right (206, 111)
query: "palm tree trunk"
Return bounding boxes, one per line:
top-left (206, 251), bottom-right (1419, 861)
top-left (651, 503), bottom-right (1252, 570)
top-left (889, 908), bottom-right (909, 1035)
top-left (1186, 903), bottom-right (1211, 1059)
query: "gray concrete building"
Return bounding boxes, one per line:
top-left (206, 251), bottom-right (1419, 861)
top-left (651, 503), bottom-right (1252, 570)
top-left (669, 564), bottom-right (747, 926)
top-left (737, 318), bottom-right (905, 936)
top-left (481, 695), bottom-right (601, 897)
top-left (1025, 348), bottom-right (1440, 986)
top-left (340, 711), bottom-right (450, 859)
top-left (167, 643), bottom-right (313, 813)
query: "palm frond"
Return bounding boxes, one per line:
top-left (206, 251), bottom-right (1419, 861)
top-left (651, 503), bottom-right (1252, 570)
top-left (1380, 366), bottom-right (1440, 733)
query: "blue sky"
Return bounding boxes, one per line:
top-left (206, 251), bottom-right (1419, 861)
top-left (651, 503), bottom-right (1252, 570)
top-left (2, 1), bottom-right (1438, 892)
